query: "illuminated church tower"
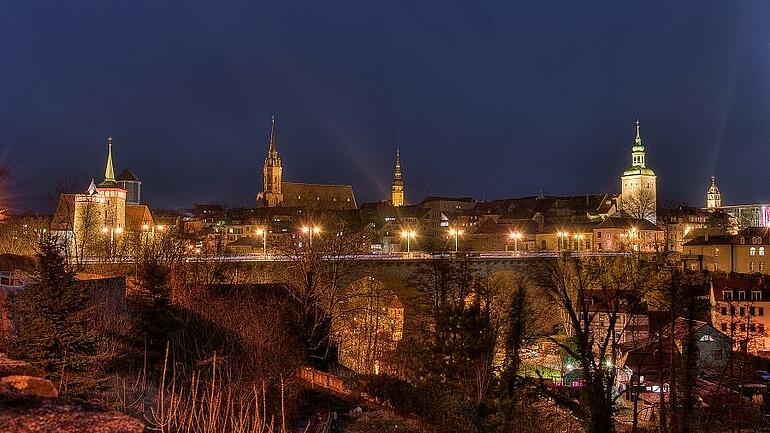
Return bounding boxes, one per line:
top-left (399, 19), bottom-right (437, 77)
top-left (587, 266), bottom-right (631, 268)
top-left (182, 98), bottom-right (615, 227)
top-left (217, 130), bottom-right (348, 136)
top-left (258, 116), bottom-right (283, 207)
top-left (620, 120), bottom-right (657, 224)
top-left (706, 176), bottom-right (722, 209)
top-left (391, 148), bottom-right (404, 207)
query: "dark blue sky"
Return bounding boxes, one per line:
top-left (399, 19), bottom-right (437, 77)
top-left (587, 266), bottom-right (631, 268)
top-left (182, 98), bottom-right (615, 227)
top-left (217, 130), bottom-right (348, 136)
top-left (1, 0), bottom-right (769, 212)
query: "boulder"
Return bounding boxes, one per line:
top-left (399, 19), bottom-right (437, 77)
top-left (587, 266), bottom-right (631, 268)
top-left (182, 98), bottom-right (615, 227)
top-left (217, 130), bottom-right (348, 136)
top-left (0, 375), bottom-right (59, 398)
top-left (0, 395), bottom-right (144, 433)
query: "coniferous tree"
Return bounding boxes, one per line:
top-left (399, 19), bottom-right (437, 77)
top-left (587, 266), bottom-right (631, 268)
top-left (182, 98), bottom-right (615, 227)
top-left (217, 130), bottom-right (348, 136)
top-left (11, 235), bottom-right (102, 397)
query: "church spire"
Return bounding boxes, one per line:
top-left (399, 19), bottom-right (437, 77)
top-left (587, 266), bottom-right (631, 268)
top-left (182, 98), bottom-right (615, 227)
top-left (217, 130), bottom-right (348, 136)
top-left (634, 119), bottom-right (642, 144)
top-left (105, 136), bottom-right (115, 182)
top-left (391, 147), bottom-right (404, 207)
top-left (268, 115), bottom-right (278, 159)
top-left (393, 148), bottom-right (402, 181)
top-left (98, 136), bottom-right (117, 187)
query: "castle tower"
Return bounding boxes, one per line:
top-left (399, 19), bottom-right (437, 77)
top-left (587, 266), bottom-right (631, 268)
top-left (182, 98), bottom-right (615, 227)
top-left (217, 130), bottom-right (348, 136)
top-left (620, 120), bottom-right (657, 224)
top-left (95, 136), bottom-right (127, 230)
top-left (258, 116), bottom-right (283, 207)
top-left (391, 148), bottom-right (404, 207)
top-left (706, 176), bottom-right (722, 209)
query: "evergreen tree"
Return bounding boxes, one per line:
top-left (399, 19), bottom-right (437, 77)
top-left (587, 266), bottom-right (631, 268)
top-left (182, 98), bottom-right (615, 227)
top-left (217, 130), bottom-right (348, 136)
top-left (11, 235), bottom-right (102, 397)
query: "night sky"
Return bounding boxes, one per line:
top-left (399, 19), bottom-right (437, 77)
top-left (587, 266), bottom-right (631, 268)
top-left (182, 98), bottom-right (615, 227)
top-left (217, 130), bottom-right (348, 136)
top-left (1, 1), bottom-right (769, 213)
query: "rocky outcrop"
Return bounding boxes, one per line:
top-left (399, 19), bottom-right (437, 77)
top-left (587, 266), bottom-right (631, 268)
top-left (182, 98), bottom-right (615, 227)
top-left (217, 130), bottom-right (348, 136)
top-left (0, 395), bottom-right (145, 433)
top-left (0, 352), bottom-right (144, 433)
top-left (0, 375), bottom-right (58, 398)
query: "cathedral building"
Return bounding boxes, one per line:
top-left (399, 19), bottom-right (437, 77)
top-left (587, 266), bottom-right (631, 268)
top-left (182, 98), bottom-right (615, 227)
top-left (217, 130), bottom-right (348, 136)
top-left (620, 120), bottom-right (657, 224)
top-left (391, 148), bottom-right (404, 207)
top-left (256, 117), bottom-right (357, 210)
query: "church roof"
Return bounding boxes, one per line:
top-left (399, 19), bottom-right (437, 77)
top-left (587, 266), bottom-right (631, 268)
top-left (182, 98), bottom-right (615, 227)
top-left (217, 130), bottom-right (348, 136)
top-left (622, 166), bottom-right (656, 177)
top-left (594, 216), bottom-right (662, 232)
top-left (50, 194), bottom-right (76, 231)
top-left (281, 182), bottom-right (357, 210)
top-left (117, 169), bottom-right (140, 182)
top-left (125, 204), bottom-right (153, 231)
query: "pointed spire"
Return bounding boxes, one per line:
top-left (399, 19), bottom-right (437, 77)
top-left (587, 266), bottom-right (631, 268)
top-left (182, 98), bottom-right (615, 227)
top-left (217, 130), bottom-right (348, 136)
top-left (393, 148), bottom-right (402, 180)
top-left (268, 115), bottom-right (278, 159)
top-left (105, 136), bottom-right (115, 182)
top-left (634, 119), bottom-right (642, 145)
top-left (97, 136), bottom-right (118, 188)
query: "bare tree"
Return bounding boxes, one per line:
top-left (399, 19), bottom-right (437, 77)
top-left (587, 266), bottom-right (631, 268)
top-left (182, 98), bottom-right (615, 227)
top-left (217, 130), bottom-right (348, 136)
top-left (274, 213), bottom-right (372, 365)
top-left (623, 188), bottom-right (656, 222)
top-left (535, 254), bottom-right (660, 433)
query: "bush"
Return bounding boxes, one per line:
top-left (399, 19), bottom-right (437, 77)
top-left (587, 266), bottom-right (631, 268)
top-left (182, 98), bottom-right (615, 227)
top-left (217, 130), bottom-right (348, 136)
top-left (359, 374), bottom-right (476, 433)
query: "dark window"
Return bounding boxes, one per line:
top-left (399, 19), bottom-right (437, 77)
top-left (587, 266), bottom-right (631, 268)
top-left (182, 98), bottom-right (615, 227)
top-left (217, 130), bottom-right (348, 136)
top-left (751, 307), bottom-right (756, 316)
top-left (721, 323), bottom-right (728, 332)
top-left (722, 307), bottom-right (728, 315)
top-left (740, 307), bottom-right (745, 316)
top-left (714, 350), bottom-right (722, 360)
top-left (761, 308), bottom-right (765, 316)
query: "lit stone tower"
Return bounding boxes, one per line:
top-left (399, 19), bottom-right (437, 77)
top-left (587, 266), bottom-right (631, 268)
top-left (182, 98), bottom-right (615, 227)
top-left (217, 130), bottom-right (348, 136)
top-left (258, 116), bottom-right (283, 207)
top-left (391, 148), bottom-right (404, 207)
top-left (706, 176), bottom-right (722, 209)
top-left (620, 120), bottom-right (657, 224)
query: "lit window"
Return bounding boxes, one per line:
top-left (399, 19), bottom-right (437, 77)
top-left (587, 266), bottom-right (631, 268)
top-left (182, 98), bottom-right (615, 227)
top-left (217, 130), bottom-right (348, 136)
top-left (753, 291), bottom-right (762, 300)
top-left (714, 247), bottom-right (720, 257)
top-left (699, 334), bottom-right (715, 342)
top-left (761, 247), bottom-right (766, 256)
top-left (751, 247), bottom-right (757, 256)
top-left (750, 262), bottom-right (757, 272)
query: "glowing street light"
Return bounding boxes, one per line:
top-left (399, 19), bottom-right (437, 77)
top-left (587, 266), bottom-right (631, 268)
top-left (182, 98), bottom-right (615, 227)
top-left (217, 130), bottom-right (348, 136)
top-left (101, 225), bottom-right (123, 256)
top-left (448, 228), bottom-right (463, 252)
top-left (255, 227), bottom-right (268, 258)
top-left (509, 232), bottom-right (522, 255)
top-left (401, 229), bottom-right (417, 253)
top-left (574, 233), bottom-right (584, 252)
top-left (301, 225), bottom-right (322, 248)
top-left (557, 231), bottom-right (569, 251)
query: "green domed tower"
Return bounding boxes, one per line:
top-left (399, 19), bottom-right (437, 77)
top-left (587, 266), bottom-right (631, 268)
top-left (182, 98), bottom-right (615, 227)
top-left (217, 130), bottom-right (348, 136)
top-left (620, 120), bottom-right (657, 224)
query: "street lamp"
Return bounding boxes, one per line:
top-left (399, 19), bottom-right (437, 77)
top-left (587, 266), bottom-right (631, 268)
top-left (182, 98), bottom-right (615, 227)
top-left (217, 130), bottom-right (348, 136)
top-left (574, 234), bottom-right (584, 252)
top-left (509, 232), bottom-right (522, 255)
top-left (255, 227), bottom-right (268, 258)
top-left (557, 231), bottom-right (569, 251)
top-left (301, 225), bottom-right (321, 248)
top-left (401, 229), bottom-right (416, 253)
top-left (448, 228), bottom-right (463, 252)
top-left (101, 226), bottom-right (123, 256)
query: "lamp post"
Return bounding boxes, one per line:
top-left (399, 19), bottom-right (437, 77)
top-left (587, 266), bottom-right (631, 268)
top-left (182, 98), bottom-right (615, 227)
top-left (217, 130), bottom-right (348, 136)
top-left (301, 225), bottom-right (321, 248)
top-left (256, 227), bottom-right (268, 258)
top-left (509, 232), bottom-right (522, 256)
top-left (401, 230), bottom-right (416, 254)
top-left (557, 231), bottom-right (569, 252)
top-left (574, 234), bottom-right (584, 252)
top-left (101, 226), bottom-right (123, 257)
top-left (448, 228), bottom-right (463, 252)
